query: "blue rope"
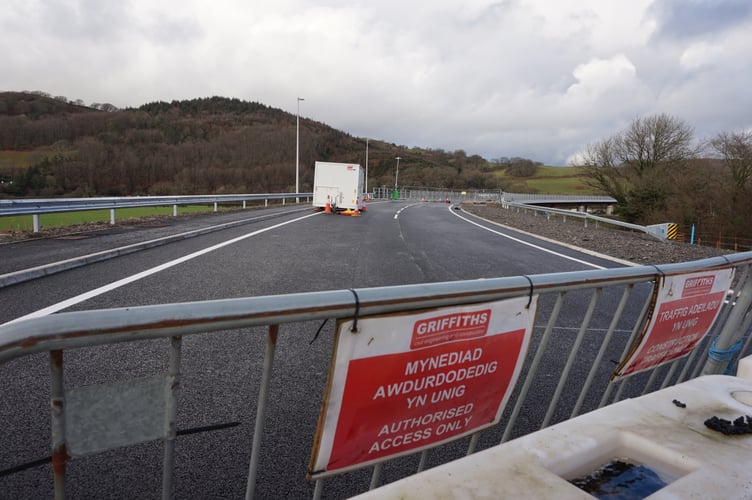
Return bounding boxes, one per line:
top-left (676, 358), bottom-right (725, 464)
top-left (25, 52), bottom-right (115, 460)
top-left (708, 336), bottom-right (745, 375)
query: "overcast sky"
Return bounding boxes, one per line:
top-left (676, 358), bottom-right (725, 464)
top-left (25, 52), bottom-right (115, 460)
top-left (3, 0), bottom-right (751, 165)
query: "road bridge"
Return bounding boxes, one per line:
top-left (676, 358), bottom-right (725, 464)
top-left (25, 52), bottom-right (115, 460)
top-left (0, 202), bottom-right (748, 499)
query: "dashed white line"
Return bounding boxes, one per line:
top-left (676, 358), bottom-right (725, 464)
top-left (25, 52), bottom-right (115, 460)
top-left (394, 204), bottom-right (419, 219)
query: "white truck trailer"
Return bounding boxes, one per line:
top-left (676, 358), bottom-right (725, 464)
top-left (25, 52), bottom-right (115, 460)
top-left (312, 161), bottom-right (365, 212)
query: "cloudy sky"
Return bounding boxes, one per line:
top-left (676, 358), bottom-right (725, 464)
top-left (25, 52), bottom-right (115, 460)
top-left (2, 0), bottom-right (751, 164)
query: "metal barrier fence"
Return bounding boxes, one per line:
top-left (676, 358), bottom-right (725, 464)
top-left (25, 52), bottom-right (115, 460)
top-left (1, 252), bottom-right (751, 499)
top-left (502, 200), bottom-right (664, 239)
top-left (371, 188), bottom-right (616, 207)
top-left (371, 187), bottom-right (502, 203)
top-left (501, 193), bottom-right (617, 204)
top-left (0, 193), bottom-right (313, 232)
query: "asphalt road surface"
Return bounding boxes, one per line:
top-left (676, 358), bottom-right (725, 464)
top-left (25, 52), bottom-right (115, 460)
top-left (0, 201), bottom-right (651, 499)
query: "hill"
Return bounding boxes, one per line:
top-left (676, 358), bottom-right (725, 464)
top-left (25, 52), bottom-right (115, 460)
top-left (0, 91), bottom-right (96, 118)
top-left (0, 91), bottom-right (588, 197)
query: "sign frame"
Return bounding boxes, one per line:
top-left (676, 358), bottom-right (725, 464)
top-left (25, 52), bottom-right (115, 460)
top-left (309, 296), bottom-right (538, 479)
top-left (613, 268), bottom-right (734, 380)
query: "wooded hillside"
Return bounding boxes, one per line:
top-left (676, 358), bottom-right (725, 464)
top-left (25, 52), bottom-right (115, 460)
top-left (0, 92), bottom-right (507, 197)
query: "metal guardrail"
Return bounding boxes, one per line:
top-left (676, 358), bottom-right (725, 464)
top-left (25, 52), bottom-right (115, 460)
top-left (1, 252), bottom-right (751, 498)
top-left (0, 193), bottom-right (312, 232)
top-left (370, 188), bottom-right (616, 206)
top-left (502, 193), bottom-right (617, 203)
top-left (502, 200), bottom-right (664, 239)
top-left (373, 187), bottom-right (506, 202)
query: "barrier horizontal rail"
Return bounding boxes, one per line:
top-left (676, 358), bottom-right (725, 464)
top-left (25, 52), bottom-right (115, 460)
top-left (502, 200), bottom-right (660, 238)
top-left (371, 186), bottom-right (475, 201)
top-left (373, 188), bottom-right (616, 207)
top-left (502, 193), bottom-right (617, 203)
top-left (0, 193), bottom-right (313, 233)
top-left (1, 251), bottom-right (751, 499)
top-left (7, 254), bottom-right (747, 363)
top-left (0, 193), bottom-right (313, 216)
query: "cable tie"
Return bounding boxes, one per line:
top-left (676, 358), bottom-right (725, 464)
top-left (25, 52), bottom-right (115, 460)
top-left (651, 265), bottom-right (666, 280)
top-left (309, 318), bottom-right (328, 344)
top-left (349, 288), bottom-right (361, 332)
top-left (522, 275), bottom-right (534, 308)
top-left (708, 336), bottom-right (744, 375)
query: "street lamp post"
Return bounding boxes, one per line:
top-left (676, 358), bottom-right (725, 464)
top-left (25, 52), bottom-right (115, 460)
top-left (365, 138), bottom-right (369, 197)
top-left (296, 97), bottom-right (304, 203)
top-left (395, 156), bottom-right (401, 188)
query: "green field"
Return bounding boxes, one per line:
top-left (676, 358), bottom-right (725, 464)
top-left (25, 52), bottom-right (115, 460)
top-left (0, 150), bottom-right (78, 170)
top-left (495, 165), bottom-right (598, 195)
top-left (0, 151), bottom-right (33, 169)
top-left (526, 176), bottom-right (592, 193)
top-left (0, 205), bottom-right (237, 231)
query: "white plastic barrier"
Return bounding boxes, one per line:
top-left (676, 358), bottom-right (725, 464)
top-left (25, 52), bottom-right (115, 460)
top-left (354, 356), bottom-right (752, 499)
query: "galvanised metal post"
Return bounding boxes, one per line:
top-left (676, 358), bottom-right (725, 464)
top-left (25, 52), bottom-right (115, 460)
top-left (296, 98), bottom-right (304, 204)
top-left (50, 350), bottom-right (68, 500)
top-left (245, 325), bottom-right (279, 500)
top-left (702, 265), bottom-right (752, 375)
top-left (162, 336), bottom-right (182, 500)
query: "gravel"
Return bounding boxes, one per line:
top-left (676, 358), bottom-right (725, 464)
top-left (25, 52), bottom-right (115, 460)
top-left (461, 203), bottom-right (732, 265)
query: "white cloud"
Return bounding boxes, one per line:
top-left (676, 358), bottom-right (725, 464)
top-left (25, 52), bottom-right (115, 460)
top-left (2, 0), bottom-right (752, 164)
top-left (566, 55), bottom-right (638, 98)
top-left (680, 42), bottom-right (722, 71)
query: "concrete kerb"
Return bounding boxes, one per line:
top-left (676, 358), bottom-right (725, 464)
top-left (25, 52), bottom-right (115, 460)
top-left (0, 208), bottom-right (309, 289)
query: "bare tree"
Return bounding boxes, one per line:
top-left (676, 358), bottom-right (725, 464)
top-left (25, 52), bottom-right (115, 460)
top-left (579, 136), bottom-right (626, 202)
top-left (709, 130), bottom-right (752, 196)
top-left (576, 114), bottom-right (699, 222)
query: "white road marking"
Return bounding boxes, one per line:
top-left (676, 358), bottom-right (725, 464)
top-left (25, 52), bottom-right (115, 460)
top-left (0, 207), bottom-right (311, 286)
top-left (449, 206), bottom-right (607, 270)
top-left (394, 204), bottom-right (419, 219)
top-left (3, 212), bottom-right (320, 326)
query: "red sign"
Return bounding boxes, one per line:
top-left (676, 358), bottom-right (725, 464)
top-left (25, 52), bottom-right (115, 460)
top-left (309, 297), bottom-right (537, 478)
top-left (614, 269), bottom-right (734, 379)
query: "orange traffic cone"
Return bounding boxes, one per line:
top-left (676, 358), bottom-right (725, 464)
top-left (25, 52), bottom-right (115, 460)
top-left (325, 195), bottom-right (332, 214)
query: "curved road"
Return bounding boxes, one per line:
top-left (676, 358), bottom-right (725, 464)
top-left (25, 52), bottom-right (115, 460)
top-left (0, 201), bottom-right (638, 499)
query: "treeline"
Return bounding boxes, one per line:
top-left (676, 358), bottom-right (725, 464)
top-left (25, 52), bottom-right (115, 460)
top-left (0, 93), bottom-right (510, 197)
top-left (2, 92), bottom-right (749, 247)
top-left (577, 113), bottom-right (752, 247)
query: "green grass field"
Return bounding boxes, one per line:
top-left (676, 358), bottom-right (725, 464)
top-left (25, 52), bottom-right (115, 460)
top-left (494, 165), bottom-right (598, 195)
top-left (0, 205), bottom-right (236, 231)
top-left (0, 150), bottom-right (78, 171)
top-left (0, 151), bottom-right (33, 169)
top-left (526, 176), bottom-right (592, 193)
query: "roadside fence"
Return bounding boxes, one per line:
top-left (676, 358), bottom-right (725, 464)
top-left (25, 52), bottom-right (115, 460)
top-left (0, 193), bottom-right (312, 232)
top-left (371, 187), bottom-right (502, 203)
top-left (1, 251), bottom-right (751, 499)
